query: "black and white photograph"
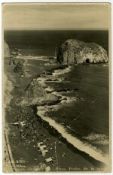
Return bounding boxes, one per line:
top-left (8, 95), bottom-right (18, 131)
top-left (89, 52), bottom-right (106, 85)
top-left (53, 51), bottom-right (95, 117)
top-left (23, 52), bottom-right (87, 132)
top-left (3, 2), bottom-right (111, 172)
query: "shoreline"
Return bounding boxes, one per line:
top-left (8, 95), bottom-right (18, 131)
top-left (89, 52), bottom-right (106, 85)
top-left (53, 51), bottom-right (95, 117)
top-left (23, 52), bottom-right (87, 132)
top-left (37, 106), bottom-right (107, 165)
top-left (3, 57), bottom-right (109, 172)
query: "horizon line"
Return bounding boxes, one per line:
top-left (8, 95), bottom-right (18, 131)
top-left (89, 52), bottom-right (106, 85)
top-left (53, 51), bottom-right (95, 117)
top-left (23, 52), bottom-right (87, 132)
top-left (4, 28), bottom-right (109, 31)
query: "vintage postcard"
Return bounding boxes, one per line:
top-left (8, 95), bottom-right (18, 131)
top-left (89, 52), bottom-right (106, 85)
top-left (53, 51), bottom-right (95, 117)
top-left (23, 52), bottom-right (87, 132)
top-left (3, 2), bottom-right (111, 172)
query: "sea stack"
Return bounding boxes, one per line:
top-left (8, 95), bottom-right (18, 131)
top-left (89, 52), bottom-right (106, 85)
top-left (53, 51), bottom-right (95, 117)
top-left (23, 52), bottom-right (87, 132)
top-left (57, 39), bottom-right (108, 65)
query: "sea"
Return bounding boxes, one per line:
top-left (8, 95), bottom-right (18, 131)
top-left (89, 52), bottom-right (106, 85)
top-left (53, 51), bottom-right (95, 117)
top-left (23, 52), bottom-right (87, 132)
top-left (4, 30), bottom-right (109, 166)
top-left (4, 30), bottom-right (108, 56)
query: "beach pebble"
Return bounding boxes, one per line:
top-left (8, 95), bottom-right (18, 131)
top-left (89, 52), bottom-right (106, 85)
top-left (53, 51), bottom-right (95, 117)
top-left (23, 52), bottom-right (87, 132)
top-left (45, 166), bottom-right (51, 171)
top-left (38, 142), bottom-right (43, 147)
top-left (45, 157), bottom-right (53, 163)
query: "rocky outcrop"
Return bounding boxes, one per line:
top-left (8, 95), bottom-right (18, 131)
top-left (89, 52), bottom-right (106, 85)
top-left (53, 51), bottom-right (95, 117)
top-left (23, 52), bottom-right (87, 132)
top-left (57, 39), bottom-right (108, 64)
top-left (21, 78), bottom-right (60, 106)
top-left (4, 41), bottom-right (10, 58)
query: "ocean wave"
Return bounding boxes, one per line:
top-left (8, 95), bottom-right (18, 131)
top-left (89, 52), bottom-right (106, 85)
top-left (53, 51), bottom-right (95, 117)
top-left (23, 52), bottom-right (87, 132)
top-left (83, 133), bottom-right (109, 145)
top-left (37, 76), bottom-right (65, 88)
top-left (52, 91), bottom-right (77, 104)
top-left (37, 107), bottom-right (109, 165)
top-left (15, 55), bottom-right (49, 61)
top-left (44, 62), bottom-right (57, 66)
top-left (60, 96), bottom-right (77, 104)
top-left (52, 66), bottom-right (72, 76)
top-left (37, 105), bottom-right (61, 114)
top-left (45, 86), bottom-right (55, 93)
top-left (37, 95), bottom-right (77, 114)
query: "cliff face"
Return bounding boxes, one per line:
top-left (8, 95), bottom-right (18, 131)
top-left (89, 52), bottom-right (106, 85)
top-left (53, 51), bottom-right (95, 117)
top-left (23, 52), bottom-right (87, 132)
top-left (4, 41), bottom-right (10, 58)
top-left (57, 39), bottom-right (108, 64)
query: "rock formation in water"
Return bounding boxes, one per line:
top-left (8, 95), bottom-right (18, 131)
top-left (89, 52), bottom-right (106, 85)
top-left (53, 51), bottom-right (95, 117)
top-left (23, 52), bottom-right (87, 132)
top-left (57, 39), bottom-right (108, 64)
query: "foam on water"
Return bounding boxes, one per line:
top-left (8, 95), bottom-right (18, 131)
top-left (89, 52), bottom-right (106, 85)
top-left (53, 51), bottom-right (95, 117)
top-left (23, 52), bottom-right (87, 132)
top-left (60, 96), bottom-right (77, 104)
top-left (36, 62), bottom-right (109, 164)
top-left (52, 90), bottom-right (77, 104)
top-left (45, 87), bottom-right (55, 93)
top-left (37, 76), bottom-right (63, 87)
top-left (52, 66), bottom-right (72, 76)
top-left (83, 133), bottom-right (109, 145)
top-left (37, 107), bottom-right (109, 165)
top-left (15, 55), bottom-right (49, 61)
top-left (30, 63), bottom-right (109, 165)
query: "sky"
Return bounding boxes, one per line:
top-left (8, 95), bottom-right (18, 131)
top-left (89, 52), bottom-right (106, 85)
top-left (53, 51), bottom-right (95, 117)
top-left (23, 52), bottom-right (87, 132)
top-left (3, 3), bottom-right (111, 30)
